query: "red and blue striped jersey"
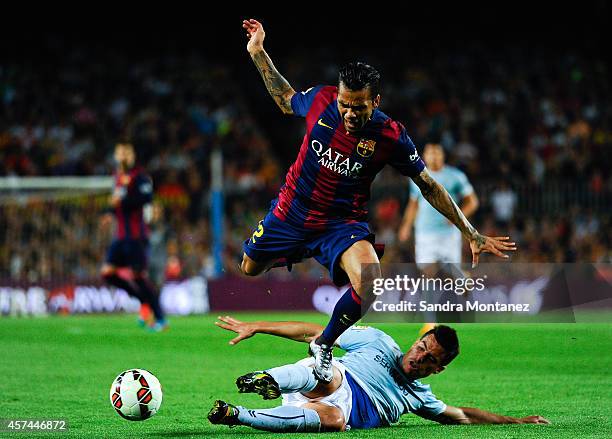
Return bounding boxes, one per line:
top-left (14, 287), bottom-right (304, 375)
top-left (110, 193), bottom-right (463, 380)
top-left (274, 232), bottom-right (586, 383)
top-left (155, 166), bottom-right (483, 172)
top-left (112, 166), bottom-right (153, 240)
top-left (273, 85), bottom-right (425, 229)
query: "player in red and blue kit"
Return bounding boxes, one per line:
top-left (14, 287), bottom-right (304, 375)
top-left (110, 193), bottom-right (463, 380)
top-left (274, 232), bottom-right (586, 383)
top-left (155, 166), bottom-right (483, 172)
top-left (100, 142), bottom-right (167, 331)
top-left (240, 19), bottom-right (516, 382)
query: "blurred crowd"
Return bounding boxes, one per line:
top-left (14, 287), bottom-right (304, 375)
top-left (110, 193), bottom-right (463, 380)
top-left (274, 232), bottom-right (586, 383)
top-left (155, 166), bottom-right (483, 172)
top-left (1, 43), bottom-right (611, 283)
top-left (0, 47), bottom-right (281, 282)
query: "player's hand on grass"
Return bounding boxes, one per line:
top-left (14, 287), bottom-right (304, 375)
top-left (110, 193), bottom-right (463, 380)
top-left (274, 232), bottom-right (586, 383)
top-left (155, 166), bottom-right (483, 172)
top-left (215, 315), bottom-right (257, 345)
top-left (519, 415), bottom-right (550, 424)
top-left (469, 234), bottom-right (517, 268)
top-left (242, 19), bottom-right (265, 54)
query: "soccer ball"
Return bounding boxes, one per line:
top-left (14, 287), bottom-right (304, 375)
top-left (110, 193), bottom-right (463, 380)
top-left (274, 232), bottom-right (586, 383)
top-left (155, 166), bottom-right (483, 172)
top-left (110, 369), bottom-right (163, 421)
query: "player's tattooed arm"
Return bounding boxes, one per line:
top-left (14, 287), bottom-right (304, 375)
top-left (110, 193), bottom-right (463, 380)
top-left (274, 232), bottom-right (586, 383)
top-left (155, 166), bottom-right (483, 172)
top-left (243, 19), bottom-right (295, 114)
top-left (412, 169), bottom-right (516, 266)
top-left (250, 50), bottom-right (296, 114)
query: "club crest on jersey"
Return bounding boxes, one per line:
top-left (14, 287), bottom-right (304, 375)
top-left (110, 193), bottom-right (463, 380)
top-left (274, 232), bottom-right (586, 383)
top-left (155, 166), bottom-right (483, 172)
top-left (357, 139), bottom-right (376, 158)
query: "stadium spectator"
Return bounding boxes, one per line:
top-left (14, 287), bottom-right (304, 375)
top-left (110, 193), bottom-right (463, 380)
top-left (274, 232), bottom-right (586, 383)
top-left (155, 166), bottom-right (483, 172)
top-left (490, 181), bottom-right (518, 228)
top-left (1, 41), bottom-right (611, 283)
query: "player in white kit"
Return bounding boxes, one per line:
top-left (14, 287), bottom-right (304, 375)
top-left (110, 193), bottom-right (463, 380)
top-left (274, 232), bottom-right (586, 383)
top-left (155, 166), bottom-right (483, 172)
top-left (208, 315), bottom-right (549, 432)
top-left (399, 143), bottom-right (479, 265)
top-left (399, 143), bottom-right (479, 330)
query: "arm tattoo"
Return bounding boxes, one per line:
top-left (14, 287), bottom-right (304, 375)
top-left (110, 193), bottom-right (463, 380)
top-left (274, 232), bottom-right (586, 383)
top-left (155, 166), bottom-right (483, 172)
top-left (413, 170), bottom-right (483, 243)
top-left (251, 50), bottom-right (295, 114)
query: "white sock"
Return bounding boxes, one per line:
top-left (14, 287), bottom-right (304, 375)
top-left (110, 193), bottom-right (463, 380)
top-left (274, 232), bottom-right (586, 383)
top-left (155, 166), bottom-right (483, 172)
top-left (266, 364), bottom-right (317, 393)
top-left (237, 405), bottom-right (321, 432)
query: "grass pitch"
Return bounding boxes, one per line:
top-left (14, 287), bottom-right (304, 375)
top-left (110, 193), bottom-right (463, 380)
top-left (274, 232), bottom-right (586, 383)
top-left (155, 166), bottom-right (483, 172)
top-left (0, 313), bottom-right (610, 438)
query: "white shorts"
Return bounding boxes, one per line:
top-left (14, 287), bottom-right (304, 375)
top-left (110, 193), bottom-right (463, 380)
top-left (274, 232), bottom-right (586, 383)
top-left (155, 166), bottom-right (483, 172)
top-left (281, 357), bottom-right (352, 423)
top-left (415, 231), bottom-right (463, 265)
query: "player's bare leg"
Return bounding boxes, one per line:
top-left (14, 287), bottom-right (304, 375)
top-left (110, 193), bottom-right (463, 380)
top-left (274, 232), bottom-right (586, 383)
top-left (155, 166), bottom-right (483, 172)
top-left (418, 262), bottom-right (469, 330)
top-left (339, 240), bottom-right (382, 301)
top-left (419, 263), bottom-right (439, 335)
top-left (311, 240), bottom-right (381, 382)
top-left (240, 253), bottom-right (277, 276)
top-left (300, 364), bottom-right (343, 398)
top-left (301, 403), bottom-right (346, 432)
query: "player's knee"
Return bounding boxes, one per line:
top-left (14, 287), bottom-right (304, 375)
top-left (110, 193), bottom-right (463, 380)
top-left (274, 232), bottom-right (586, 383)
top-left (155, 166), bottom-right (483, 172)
top-left (308, 367), bottom-right (343, 396)
top-left (240, 255), bottom-right (262, 277)
top-left (240, 259), bottom-right (257, 276)
top-left (363, 262), bottom-right (382, 283)
top-left (319, 412), bottom-right (346, 432)
top-left (353, 263), bottom-right (381, 299)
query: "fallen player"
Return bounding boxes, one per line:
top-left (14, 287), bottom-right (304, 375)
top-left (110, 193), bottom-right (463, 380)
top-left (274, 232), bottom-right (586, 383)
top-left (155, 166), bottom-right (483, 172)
top-left (208, 315), bottom-right (550, 432)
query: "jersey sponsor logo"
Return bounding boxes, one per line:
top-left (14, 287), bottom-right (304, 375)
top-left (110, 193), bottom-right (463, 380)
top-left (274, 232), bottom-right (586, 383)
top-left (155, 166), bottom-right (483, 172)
top-left (317, 118), bottom-right (334, 130)
top-left (373, 353), bottom-right (415, 397)
top-left (357, 139), bottom-right (376, 158)
top-left (311, 140), bottom-right (363, 177)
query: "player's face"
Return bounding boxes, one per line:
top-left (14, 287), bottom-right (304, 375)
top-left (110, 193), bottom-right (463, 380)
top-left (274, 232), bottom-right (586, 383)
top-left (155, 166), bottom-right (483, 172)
top-left (402, 334), bottom-right (446, 379)
top-left (337, 83), bottom-right (380, 133)
top-left (423, 144), bottom-right (445, 171)
top-left (114, 145), bottom-right (135, 169)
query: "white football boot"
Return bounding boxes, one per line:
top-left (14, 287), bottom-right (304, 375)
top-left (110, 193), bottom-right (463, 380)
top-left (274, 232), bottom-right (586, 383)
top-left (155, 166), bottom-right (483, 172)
top-left (309, 339), bottom-right (334, 383)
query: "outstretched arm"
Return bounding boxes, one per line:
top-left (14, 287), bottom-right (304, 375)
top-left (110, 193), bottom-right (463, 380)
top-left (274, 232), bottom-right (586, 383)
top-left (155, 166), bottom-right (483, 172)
top-left (242, 19), bottom-right (295, 114)
top-left (411, 169), bottom-right (516, 267)
top-left (431, 405), bottom-right (550, 425)
top-left (215, 315), bottom-right (323, 345)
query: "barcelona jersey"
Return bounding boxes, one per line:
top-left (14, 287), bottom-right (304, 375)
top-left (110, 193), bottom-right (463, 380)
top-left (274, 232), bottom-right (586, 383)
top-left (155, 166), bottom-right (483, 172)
top-left (273, 85), bottom-right (425, 229)
top-left (112, 167), bottom-right (153, 240)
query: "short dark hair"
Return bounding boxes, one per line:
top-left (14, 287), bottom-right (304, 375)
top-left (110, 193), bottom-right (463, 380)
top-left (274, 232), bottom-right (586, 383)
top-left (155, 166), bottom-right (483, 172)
top-left (338, 62), bottom-right (381, 98)
top-left (421, 325), bottom-right (460, 366)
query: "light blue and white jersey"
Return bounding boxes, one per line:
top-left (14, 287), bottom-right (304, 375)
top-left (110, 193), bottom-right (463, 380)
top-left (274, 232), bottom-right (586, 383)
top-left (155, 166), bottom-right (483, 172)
top-left (410, 166), bottom-right (474, 235)
top-left (336, 326), bottom-right (446, 425)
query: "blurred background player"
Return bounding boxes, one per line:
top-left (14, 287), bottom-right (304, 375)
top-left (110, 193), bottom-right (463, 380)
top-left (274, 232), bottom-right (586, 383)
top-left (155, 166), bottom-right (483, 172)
top-left (100, 142), bottom-right (167, 331)
top-left (399, 143), bottom-right (479, 332)
top-left (240, 18), bottom-right (515, 383)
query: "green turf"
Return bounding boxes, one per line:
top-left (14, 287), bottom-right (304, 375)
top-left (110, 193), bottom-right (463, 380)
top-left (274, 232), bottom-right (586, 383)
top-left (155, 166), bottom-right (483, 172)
top-left (0, 313), bottom-right (611, 438)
